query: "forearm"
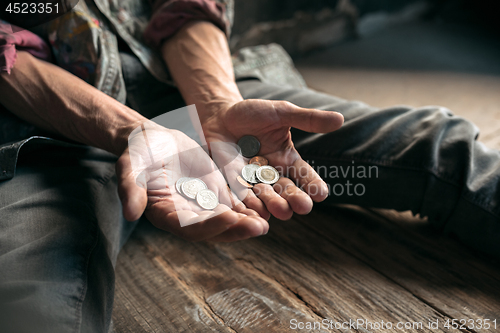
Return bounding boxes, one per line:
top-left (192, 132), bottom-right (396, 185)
top-left (0, 51), bottom-right (146, 155)
top-left (160, 21), bottom-right (243, 122)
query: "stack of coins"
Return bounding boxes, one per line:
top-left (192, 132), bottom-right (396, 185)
top-left (237, 136), bottom-right (280, 187)
top-left (175, 177), bottom-right (219, 210)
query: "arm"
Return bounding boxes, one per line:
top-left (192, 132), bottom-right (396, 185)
top-left (160, 20), bottom-right (242, 121)
top-left (0, 51), bottom-right (145, 156)
top-left (0, 50), bottom-right (266, 241)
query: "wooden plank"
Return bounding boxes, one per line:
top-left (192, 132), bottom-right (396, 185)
top-left (210, 220), bottom-right (452, 332)
top-left (113, 216), bottom-right (456, 333)
top-left (367, 208), bottom-right (500, 279)
top-left (112, 233), bottom-right (236, 333)
top-left (113, 222), bottom-right (327, 333)
top-left (293, 205), bottom-right (500, 331)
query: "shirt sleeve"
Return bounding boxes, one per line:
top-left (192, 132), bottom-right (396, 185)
top-left (143, 0), bottom-right (233, 48)
top-left (0, 21), bottom-right (51, 74)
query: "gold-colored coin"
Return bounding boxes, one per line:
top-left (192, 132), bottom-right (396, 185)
top-left (256, 165), bottom-right (280, 185)
top-left (249, 156), bottom-right (269, 166)
top-left (237, 176), bottom-right (254, 189)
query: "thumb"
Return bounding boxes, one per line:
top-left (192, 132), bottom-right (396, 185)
top-left (274, 101), bottom-right (344, 133)
top-left (116, 151), bottom-right (148, 222)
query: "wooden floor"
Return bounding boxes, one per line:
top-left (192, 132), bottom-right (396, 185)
top-left (112, 22), bottom-right (500, 332)
top-left (112, 206), bottom-right (500, 332)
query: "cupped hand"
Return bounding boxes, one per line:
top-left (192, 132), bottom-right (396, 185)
top-left (202, 100), bottom-right (344, 220)
top-left (115, 121), bottom-right (268, 242)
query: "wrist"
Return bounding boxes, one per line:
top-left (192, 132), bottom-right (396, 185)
top-left (195, 94), bottom-right (243, 126)
top-left (108, 108), bottom-right (148, 156)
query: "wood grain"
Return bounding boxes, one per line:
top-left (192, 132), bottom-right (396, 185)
top-left (294, 205), bottom-right (500, 331)
top-left (112, 210), bottom-right (484, 333)
top-left (113, 222), bottom-right (326, 333)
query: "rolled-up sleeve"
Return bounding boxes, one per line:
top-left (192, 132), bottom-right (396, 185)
top-left (144, 0), bottom-right (233, 48)
top-left (0, 21), bottom-right (51, 74)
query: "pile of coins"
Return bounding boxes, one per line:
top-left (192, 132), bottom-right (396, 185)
top-left (173, 135), bottom-right (279, 211)
top-left (175, 177), bottom-right (219, 210)
top-left (237, 136), bottom-right (280, 187)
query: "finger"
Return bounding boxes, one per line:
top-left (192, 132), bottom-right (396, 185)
top-left (116, 152), bottom-right (148, 221)
top-left (205, 217), bottom-right (269, 242)
top-left (209, 141), bottom-right (271, 220)
top-left (273, 177), bottom-right (313, 215)
top-left (242, 189), bottom-right (271, 220)
top-left (147, 203), bottom-right (248, 241)
top-left (217, 183), bottom-right (238, 210)
top-left (223, 186), bottom-right (260, 217)
top-left (177, 212), bottom-right (267, 242)
top-left (273, 101), bottom-right (344, 133)
top-left (288, 158), bottom-right (329, 202)
top-left (253, 183), bottom-right (293, 220)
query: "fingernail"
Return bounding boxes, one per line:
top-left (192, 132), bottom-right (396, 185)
top-left (262, 220), bottom-right (269, 235)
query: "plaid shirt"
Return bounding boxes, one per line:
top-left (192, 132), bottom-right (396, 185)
top-left (1, 0), bottom-right (233, 104)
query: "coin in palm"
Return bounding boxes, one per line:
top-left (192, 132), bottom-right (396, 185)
top-left (241, 164), bottom-right (260, 184)
top-left (256, 165), bottom-right (280, 185)
top-left (237, 135), bottom-right (261, 158)
top-left (182, 178), bottom-right (208, 199)
top-left (196, 189), bottom-right (219, 210)
top-left (249, 156), bottom-right (268, 166)
top-left (237, 175), bottom-right (254, 189)
top-left (176, 177), bottom-right (194, 196)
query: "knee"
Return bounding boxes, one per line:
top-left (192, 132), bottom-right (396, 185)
top-left (409, 106), bottom-right (479, 139)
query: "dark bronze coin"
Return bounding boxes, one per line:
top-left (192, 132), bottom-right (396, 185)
top-left (237, 135), bottom-right (261, 158)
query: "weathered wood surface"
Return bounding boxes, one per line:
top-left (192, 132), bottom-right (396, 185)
top-left (297, 207), bottom-right (500, 328)
top-left (112, 205), bottom-right (500, 333)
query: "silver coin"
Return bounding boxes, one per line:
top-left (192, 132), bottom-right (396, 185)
top-left (181, 178), bottom-right (208, 199)
top-left (241, 164), bottom-right (260, 184)
top-left (196, 189), bottom-right (219, 210)
top-left (256, 165), bottom-right (280, 185)
top-left (237, 135), bottom-right (261, 158)
top-left (176, 177), bottom-right (194, 196)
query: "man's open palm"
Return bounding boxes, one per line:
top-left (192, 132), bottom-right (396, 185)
top-left (202, 100), bottom-right (344, 220)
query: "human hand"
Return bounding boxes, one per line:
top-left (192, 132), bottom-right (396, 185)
top-left (115, 121), bottom-right (268, 242)
top-left (201, 100), bottom-right (344, 220)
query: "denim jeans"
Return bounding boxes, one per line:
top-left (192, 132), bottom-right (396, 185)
top-left (0, 51), bottom-right (499, 332)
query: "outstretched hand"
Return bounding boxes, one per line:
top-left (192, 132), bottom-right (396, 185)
top-left (115, 122), bottom-right (269, 242)
top-left (202, 99), bottom-right (344, 220)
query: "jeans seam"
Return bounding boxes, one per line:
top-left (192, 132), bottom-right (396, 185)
top-left (73, 162), bottom-right (116, 333)
top-left (72, 208), bottom-right (100, 333)
top-left (460, 192), bottom-right (500, 220)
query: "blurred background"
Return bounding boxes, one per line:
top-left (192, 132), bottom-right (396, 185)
top-left (230, 0), bottom-right (500, 149)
